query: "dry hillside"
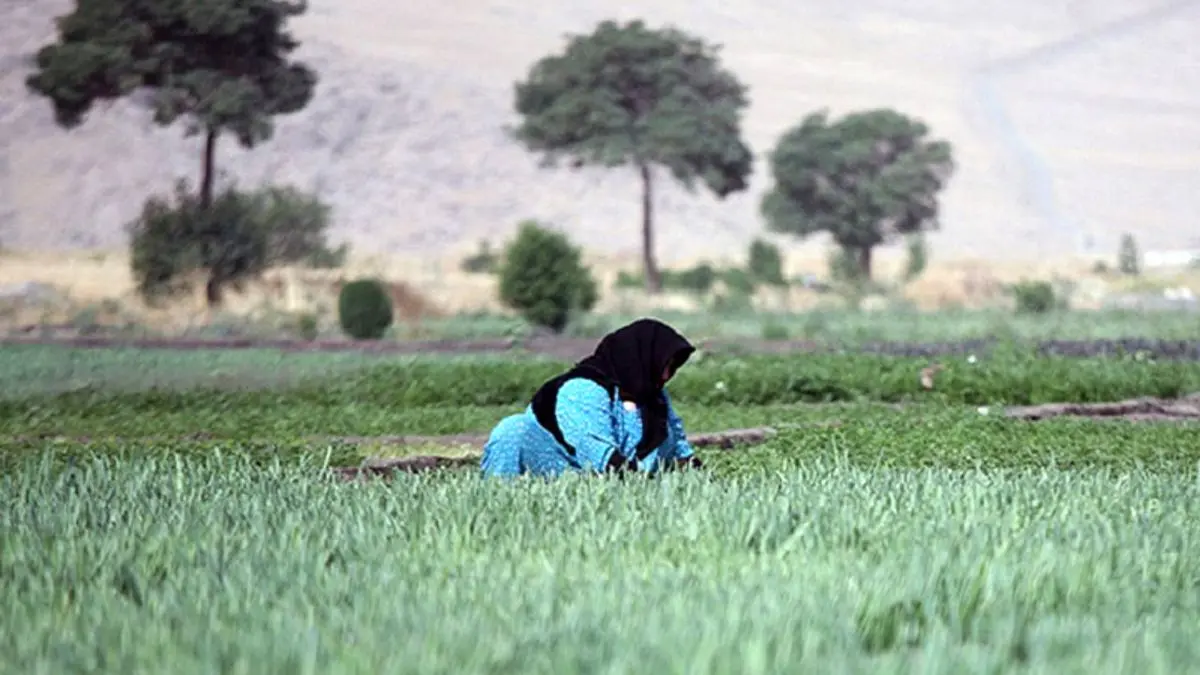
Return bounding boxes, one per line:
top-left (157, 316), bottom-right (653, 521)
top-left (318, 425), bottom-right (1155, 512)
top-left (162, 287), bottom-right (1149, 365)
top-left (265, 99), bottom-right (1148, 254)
top-left (2, 0), bottom-right (1199, 264)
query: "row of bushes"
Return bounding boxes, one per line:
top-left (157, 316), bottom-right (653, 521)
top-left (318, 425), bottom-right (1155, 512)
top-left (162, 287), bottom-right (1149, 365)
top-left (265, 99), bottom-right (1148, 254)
top-left (123, 181), bottom-right (1094, 341)
top-left (3, 350), bottom-right (1196, 427)
top-left (463, 221), bottom-right (1078, 331)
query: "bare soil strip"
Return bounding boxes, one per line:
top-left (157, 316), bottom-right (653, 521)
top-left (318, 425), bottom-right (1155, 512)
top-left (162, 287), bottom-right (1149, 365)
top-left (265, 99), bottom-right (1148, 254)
top-left (5, 335), bottom-right (1200, 360)
top-left (1003, 392), bottom-right (1200, 423)
top-left (329, 427), bottom-right (780, 480)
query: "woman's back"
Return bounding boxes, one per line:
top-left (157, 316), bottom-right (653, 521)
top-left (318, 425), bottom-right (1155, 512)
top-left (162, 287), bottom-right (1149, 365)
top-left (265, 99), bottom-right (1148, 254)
top-left (479, 318), bottom-right (700, 479)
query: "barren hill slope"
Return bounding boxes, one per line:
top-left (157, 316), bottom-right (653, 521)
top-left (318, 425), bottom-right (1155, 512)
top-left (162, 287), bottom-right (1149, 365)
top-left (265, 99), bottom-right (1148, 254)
top-left (2, 0), bottom-right (1198, 263)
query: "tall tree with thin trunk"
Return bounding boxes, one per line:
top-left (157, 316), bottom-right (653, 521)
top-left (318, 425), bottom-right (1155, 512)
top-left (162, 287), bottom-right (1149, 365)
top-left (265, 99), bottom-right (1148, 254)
top-left (26, 0), bottom-right (318, 303)
top-left (511, 19), bottom-right (753, 293)
top-left (761, 109), bottom-right (954, 281)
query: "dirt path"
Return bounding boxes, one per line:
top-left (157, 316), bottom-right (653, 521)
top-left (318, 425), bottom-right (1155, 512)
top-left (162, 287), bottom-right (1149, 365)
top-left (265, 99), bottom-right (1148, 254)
top-left (5, 334), bottom-right (1200, 360)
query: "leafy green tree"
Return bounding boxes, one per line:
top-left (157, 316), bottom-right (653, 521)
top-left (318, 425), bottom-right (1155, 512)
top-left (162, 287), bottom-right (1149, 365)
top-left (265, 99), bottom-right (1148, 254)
top-left (747, 238), bottom-right (786, 286)
top-left (25, 0), bottom-right (317, 209)
top-left (498, 220), bottom-right (598, 333)
top-left (761, 109), bottom-right (954, 281)
top-left (1117, 233), bottom-right (1140, 276)
top-left (511, 19), bottom-right (753, 293)
top-left (128, 180), bottom-right (342, 305)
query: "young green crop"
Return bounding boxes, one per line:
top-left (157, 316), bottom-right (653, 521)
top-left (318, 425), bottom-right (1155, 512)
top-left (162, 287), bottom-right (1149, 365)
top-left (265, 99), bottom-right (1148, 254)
top-left (3, 405), bottom-right (1196, 476)
top-left (3, 347), bottom-right (1198, 431)
top-left (2, 453), bottom-right (1198, 674)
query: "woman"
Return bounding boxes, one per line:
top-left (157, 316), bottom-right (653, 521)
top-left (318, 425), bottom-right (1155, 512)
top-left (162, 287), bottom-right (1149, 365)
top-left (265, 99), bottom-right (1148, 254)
top-left (481, 318), bottom-right (703, 478)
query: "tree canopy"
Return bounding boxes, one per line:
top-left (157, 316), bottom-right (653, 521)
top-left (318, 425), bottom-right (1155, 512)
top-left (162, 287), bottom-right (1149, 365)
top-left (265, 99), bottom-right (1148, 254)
top-left (128, 180), bottom-right (343, 306)
top-left (26, 0), bottom-right (317, 206)
top-left (760, 108), bottom-right (954, 280)
top-left (511, 19), bottom-right (753, 292)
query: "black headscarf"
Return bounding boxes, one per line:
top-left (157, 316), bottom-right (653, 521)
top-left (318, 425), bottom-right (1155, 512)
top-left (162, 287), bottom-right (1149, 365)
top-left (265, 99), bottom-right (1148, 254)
top-left (531, 318), bottom-right (695, 462)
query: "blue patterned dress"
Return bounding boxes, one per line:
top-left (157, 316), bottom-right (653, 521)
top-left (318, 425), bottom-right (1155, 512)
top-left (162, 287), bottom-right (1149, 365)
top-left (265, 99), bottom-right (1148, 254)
top-left (480, 377), bottom-right (696, 478)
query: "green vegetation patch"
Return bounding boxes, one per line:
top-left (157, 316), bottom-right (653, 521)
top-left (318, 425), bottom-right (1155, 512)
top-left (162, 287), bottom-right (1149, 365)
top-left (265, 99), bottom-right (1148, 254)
top-left (2, 451), bottom-right (1199, 673)
top-left (3, 348), bottom-right (1197, 438)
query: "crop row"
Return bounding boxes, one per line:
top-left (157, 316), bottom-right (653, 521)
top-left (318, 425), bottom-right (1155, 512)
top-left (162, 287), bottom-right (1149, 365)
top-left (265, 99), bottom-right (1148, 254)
top-left (4, 348), bottom-right (1199, 419)
top-left (4, 404), bottom-right (1198, 475)
top-left (3, 449), bottom-right (1199, 673)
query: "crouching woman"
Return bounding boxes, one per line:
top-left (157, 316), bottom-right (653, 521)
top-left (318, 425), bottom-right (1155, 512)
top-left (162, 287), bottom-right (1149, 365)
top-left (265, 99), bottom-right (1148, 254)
top-left (481, 318), bottom-right (703, 478)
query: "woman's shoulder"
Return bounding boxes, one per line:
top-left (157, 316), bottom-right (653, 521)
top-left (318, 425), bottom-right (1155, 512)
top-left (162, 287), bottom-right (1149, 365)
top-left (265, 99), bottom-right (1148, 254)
top-left (557, 376), bottom-right (614, 402)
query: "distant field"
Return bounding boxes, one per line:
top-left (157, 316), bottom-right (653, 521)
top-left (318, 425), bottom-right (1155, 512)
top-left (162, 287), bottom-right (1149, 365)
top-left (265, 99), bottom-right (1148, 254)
top-left (398, 307), bottom-right (1200, 343)
top-left (4, 341), bottom-right (1200, 432)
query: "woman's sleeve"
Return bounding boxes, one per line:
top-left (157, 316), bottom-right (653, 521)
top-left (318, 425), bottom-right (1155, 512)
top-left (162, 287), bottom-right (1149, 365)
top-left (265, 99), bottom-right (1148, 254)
top-left (555, 378), bottom-right (623, 472)
top-left (663, 389), bottom-right (696, 461)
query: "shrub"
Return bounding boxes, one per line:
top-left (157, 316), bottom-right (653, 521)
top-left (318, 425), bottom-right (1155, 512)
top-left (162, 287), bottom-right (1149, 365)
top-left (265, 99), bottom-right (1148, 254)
top-left (760, 320), bottom-right (790, 340)
top-left (902, 233), bottom-right (928, 282)
top-left (296, 312), bottom-right (319, 341)
top-left (618, 264), bottom-right (718, 295)
top-left (747, 238), bottom-right (786, 286)
top-left (1010, 280), bottom-right (1059, 314)
top-left (719, 267), bottom-right (756, 296)
top-left (497, 220), bottom-right (598, 332)
top-left (667, 264), bottom-right (719, 294)
top-left (460, 240), bottom-right (499, 274)
top-left (828, 246), bottom-right (863, 286)
top-left (710, 290), bottom-right (754, 314)
top-left (337, 279), bottom-right (394, 340)
top-left (1118, 233), bottom-right (1140, 276)
top-left (128, 180), bottom-right (344, 306)
top-left (615, 270), bottom-right (642, 289)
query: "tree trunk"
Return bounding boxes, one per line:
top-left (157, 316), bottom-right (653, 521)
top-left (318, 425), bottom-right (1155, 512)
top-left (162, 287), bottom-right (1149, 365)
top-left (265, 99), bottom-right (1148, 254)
top-left (201, 126), bottom-right (220, 308)
top-left (639, 163), bottom-right (661, 293)
top-left (855, 246), bottom-right (873, 281)
top-left (200, 126), bottom-right (217, 208)
top-left (205, 272), bottom-right (223, 308)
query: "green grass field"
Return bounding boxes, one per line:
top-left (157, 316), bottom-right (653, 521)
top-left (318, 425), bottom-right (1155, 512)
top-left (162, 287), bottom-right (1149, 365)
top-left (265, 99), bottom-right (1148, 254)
top-left (2, 341), bottom-right (1199, 673)
top-left (383, 307), bottom-right (1200, 343)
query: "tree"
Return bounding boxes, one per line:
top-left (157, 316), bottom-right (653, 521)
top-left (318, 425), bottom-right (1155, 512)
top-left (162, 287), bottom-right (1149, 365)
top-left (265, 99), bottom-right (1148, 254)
top-left (760, 109), bottom-right (954, 281)
top-left (511, 19), bottom-right (753, 293)
top-left (1117, 233), bottom-right (1140, 276)
top-left (498, 220), bottom-right (598, 333)
top-left (128, 180), bottom-right (342, 306)
top-left (25, 0), bottom-right (317, 210)
top-left (747, 238), bottom-right (786, 286)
